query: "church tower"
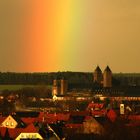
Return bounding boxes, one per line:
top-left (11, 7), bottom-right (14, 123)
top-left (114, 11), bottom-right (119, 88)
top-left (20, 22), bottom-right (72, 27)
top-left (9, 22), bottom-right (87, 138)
top-left (93, 66), bottom-right (103, 85)
top-left (60, 79), bottom-right (68, 95)
top-left (103, 66), bottom-right (112, 88)
top-left (52, 79), bottom-right (59, 95)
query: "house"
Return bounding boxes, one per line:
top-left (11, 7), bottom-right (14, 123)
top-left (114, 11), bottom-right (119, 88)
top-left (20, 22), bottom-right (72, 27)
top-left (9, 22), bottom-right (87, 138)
top-left (65, 111), bottom-right (89, 129)
top-left (0, 115), bottom-right (18, 128)
top-left (0, 113), bottom-right (66, 139)
top-left (0, 123), bottom-right (43, 139)
top-left (83, 116), bottom-right (104, 134)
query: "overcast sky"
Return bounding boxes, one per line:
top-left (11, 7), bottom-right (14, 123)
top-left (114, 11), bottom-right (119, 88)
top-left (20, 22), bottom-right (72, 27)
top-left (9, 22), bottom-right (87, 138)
top-left (0, 0), bottom-right (140, 73)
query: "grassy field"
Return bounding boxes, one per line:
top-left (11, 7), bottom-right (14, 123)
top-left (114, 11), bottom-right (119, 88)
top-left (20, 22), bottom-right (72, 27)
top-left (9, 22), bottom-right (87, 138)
top-left (0, 85), bottom-right (52, 91)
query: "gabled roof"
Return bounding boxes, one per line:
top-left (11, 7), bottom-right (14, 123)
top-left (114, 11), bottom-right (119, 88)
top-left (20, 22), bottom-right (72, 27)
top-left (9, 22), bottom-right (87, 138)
top-left (84, 116), bottom-right (101, 124)
top-left (1, 115), bottom-right (18, 128)
top-left (0, 123), bottom-right (37, 139)
top-left (12, 116), bottom-right (26, 128)
top-left (94, 116), bottom-right (108, 125)
top-left (94, 66), bottom-right (102, 72)
top-left (104, 65), bottom-right (112, 72)
top-left (0, 115), bottom-right (27, 128)
top-left (83, 116), bottom-right (104, 134)
top-left (107, 109), bottom-right (117, 122)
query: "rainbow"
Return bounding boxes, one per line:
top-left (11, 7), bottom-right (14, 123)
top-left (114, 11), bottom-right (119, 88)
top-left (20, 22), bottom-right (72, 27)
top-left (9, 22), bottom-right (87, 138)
top-left (19, 0), bottom-right (93, 72)
top-left (0, 1), bottom-right (139, 73)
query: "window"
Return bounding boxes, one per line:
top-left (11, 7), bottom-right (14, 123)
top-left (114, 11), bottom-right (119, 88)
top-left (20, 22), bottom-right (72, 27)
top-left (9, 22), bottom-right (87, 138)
top-left (6, 122), bottom-right (9, 126)
top-left (11, 122), bottom-right (14, 126)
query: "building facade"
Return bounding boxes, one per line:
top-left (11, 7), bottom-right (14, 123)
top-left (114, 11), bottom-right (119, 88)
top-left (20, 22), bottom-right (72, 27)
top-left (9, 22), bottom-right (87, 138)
top-left (60, 79), bottom-right (68, 95)
top-left (93, 65), bottom-right (112, 88)
top-left (52, 79), bottom-right (68, 96)
top-left (103, 66), bottom-right (112, 88)
top-left (93, 66), bottom-right (103, 85)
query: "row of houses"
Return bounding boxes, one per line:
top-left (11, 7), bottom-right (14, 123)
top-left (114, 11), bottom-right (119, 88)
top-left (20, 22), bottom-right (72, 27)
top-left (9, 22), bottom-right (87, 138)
top-left (0, 113), bottom-right (64, 140)
top-left (1, 101), bottom-right (140, 139)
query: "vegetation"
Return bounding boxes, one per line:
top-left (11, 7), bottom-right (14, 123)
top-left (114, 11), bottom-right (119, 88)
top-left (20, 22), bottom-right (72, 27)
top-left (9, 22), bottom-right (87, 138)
top-left (0, 72), bottom-right (139, 90)
top-left (0, 84), bottom-right (46, 91)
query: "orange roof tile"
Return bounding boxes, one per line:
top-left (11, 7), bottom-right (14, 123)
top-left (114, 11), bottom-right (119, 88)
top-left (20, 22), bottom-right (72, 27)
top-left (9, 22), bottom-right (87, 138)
top-left (0, 117), bottom-right (6, 124)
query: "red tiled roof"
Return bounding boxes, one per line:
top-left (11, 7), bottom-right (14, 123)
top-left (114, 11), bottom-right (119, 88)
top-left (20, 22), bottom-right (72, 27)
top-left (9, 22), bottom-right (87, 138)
top-left (8, 128), bottom-right (22, 138)
top-left (21, 117), bottom-right (36, 125)
top-left (128, 115), bottom-right (140, 121)
top-left (87, 103), bottom-right (104, 110)
top-left (0, 123), bottom-right (37, 139)
top-left (91, 109), bottom-right (106, 117)
top-left (52, 113), bottom-right (70, 121)
top-left (23, 123), bottom-right (37, 133)
top-left (107, 109), bottom-right (117, 122)
top-left (38, 112), bottom-right (44, 119)
top-left (0, 117), bottom-right (6, 124)
top-left (37, 112), bottom-right (70, 123)
top-left (0, 127), bottom-right (6, 137)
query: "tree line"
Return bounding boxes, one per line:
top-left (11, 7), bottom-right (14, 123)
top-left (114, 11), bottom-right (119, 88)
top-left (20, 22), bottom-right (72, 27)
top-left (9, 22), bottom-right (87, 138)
top-left (0, 72), bottom-right (93, 89)
top-left (0, 72), bottom-right (140, 87)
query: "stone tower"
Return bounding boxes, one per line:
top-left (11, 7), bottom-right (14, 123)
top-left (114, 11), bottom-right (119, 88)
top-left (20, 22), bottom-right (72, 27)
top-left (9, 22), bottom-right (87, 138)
top-left (52, 79), bottom-right (59, 95)
top-left (93, 66), bottom-right (103, 85)
top-left (60, 79), bottom-right (68, 95)
top-left (103, 66), bottom-right (112, 88)
top-left (53, 79), bottom-right (58, 87)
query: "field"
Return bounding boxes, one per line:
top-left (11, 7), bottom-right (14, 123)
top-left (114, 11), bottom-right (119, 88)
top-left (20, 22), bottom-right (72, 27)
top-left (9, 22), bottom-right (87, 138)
top-left (0, 85), bottom-right (52, 91)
